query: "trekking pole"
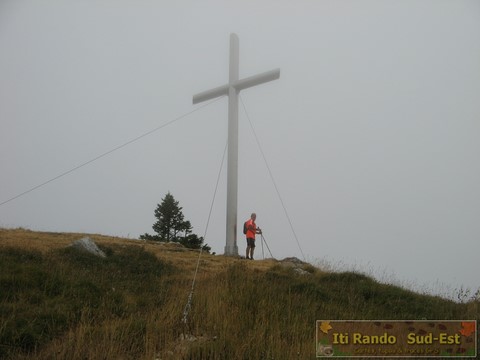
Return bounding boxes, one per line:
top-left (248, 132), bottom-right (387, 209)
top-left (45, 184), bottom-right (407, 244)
top-left (261, 233), bottom-right (274, 259)
top-left (260, 233), bottom-right (265, 260)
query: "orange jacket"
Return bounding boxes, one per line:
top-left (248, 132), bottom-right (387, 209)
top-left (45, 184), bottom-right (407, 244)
top-left (245, 218), bottom-right (257, 239)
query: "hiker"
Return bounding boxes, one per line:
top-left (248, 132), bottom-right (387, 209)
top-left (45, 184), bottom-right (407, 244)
top-left (244, 213), bottom-right (262, 260)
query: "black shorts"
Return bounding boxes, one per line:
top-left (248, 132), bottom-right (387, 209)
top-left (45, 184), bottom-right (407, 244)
top-left (246, 238), bottom-right (255, 247)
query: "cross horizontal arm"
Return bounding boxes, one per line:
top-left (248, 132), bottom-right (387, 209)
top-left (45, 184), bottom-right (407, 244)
top-left (234, 68), bottom-right (280, 92)
top-left (192, 68), bottom-right (280, 105)
top-left (193, 84), bottom-right (229, 104)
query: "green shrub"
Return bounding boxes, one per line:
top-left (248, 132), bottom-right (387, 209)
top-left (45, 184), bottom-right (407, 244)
top-left (0, 245), bottom-right (174, 358)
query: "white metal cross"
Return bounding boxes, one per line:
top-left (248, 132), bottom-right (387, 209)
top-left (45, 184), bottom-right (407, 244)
top-left (193, 33), bottom-right (280, 256)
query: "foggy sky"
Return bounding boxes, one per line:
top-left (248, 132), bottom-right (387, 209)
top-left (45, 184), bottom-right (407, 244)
top-left (1, 0), bottom-right (479, 299)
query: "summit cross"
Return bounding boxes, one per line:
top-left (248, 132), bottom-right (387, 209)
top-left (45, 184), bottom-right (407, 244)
top-left (193, 33), bottom-right (280, 256)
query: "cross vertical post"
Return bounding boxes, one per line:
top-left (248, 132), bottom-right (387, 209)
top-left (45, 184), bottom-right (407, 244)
top-left (226, 34), bottom-right (239, 256)
top-left (193, 33), bottom-right (280, 256)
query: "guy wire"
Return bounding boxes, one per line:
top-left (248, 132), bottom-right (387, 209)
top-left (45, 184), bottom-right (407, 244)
top-left (239, 95), bottom-right (306, 262)
top-left (1, 97), bottom-right (224, 207)
top-left (182, 138), bottom-right (228, 325)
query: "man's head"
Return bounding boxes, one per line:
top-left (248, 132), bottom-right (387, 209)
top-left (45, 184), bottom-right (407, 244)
top-left (251, 213), bottom-right (256, 221)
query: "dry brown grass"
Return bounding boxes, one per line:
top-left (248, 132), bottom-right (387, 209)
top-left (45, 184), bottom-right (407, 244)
top-left (0, 227), bottom-right (282, 275)
top-left (2, 228), bottom-right (476, 359)
top-left (0, 227), bottom-right (321, 359)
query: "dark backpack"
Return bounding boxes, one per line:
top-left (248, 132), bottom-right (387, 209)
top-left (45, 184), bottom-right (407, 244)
top-left (243, 221), bottom-right (248, 235)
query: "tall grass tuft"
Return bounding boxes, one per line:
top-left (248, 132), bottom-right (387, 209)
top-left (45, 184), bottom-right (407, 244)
top-left (0, 243), bottom-right (174, 359)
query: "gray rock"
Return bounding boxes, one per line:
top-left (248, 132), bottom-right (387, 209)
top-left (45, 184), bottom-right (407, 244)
top-left (293, 267), bottom-right (309, 276)
top-left (71, 237), bottom-right (106, 258)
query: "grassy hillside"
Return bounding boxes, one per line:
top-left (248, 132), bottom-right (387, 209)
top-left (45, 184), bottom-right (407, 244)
top-left (0, 228), bottom-right (478, 359)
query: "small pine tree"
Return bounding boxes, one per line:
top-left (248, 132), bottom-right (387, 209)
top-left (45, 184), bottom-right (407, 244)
top-left (151, 192), bottom-right (191, 242)
top-left (140, 192), bottom-right (210, 252)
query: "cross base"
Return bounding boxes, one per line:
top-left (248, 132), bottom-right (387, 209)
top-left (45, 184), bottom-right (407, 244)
top-left (224, 244), bottom-right (239, 256)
